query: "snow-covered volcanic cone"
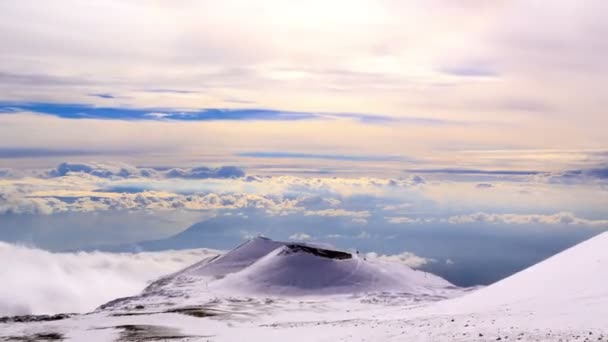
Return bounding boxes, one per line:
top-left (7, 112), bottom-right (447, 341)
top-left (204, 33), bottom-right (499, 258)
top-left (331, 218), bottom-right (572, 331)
top-left (214, 240), bottom-right (451, 295)
top-left (101, 236), bottom-right (454, 311)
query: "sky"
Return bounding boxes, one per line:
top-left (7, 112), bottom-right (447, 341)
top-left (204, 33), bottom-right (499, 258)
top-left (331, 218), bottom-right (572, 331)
top-left (1, 0), bottom-right (608, 301)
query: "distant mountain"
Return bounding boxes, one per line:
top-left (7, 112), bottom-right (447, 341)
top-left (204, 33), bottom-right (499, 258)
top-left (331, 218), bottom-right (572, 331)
top-left (89, 217), bottom-right (254, 252)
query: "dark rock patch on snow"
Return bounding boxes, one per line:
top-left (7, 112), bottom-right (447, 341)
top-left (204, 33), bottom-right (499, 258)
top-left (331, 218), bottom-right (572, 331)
top-left (282, 244), bottom-right (352, 260)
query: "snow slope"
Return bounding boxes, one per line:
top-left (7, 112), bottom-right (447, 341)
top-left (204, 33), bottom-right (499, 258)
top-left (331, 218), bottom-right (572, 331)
top-left (187, 236), bottom-right (286, 277)
top-left (431, 231), bottom-right (608, 329)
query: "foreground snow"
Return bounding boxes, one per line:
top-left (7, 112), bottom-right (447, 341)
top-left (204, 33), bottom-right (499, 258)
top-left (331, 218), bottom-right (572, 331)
top-left (1, 234), bottom-right (606, 341)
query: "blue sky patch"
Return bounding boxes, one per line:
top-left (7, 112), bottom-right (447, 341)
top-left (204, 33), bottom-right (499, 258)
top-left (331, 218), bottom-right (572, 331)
top-left (0, 101), bottom-right (457, 125)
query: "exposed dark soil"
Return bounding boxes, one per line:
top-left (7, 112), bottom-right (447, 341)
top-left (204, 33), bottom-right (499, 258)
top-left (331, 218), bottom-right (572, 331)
top-left (3, 332), bottom-right (64, 341)
top-left (166, 307), bottom-right (220, 318)
top-left (113, 324), bottom-right (210, 341)
top-left (0, 314), bottom-right (73, 324)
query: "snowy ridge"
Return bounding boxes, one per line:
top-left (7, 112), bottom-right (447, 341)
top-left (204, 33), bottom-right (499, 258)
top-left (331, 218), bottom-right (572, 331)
top-left (430, 231), bottom-right (608, 329)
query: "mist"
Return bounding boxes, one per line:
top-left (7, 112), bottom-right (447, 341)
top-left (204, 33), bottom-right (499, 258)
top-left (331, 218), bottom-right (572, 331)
top-left (0, 242), bottom-right (219, 316)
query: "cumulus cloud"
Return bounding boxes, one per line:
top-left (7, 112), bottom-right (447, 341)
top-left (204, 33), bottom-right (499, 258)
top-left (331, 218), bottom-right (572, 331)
top-left (0, 169), bottom-right (405, 216)
top-left (446, 211), bottom-right (608, 227)
top-left (45, 162), bottom-right (245, 179)
top-left (1, 162), bottom-right (607, 237)
top-left (165, 166), bottom-right (245, 179)
top-left (0, 242), bottom-right (219, 316)
top-left (365, 251), bottom-right (434, 269)
top-left (47, 162), bottom-right (141, 178)
top-left (0, 187), bottom-right (303, 216)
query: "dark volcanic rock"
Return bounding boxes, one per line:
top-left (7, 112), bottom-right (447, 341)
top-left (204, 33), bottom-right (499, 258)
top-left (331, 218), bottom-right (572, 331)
top-left (282, 243), bottom-right (352, 260)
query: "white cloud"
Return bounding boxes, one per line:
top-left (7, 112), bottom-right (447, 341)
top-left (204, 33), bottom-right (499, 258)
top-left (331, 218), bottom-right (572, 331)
top-left (45, 162), bottom-right (245, 180)
top-left (0, 163), bottom-right (430, 216)
top-left (356, 231), bottom-right (371, 239)
top-left (351, 217), bottom-right (368, 225)
top-left (381, 203), bottom-right (412, 211)
top-left (365, 251), bottom-right (434, 269)
top-left (446, 211), bottom-right (608, 227)
top-left (385, 216), bottom-right (421, 224)
top-left (288, 233), bottom-right (312, 241)
top-left (0, 242), bottom-right (219, 316)
top-left (1, 163), bottom-right (608, 233)
top-left (304, 209), bottom-right (371, 218)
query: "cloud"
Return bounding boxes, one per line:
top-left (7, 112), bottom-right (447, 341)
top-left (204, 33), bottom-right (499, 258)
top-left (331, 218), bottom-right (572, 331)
top-left (381, 211), bottom-right (608, 228)
top-left (165, 166), bottom-right (245, 179)
top-left (304, 209), bottom-right (371, 218)
top-left (0, 242), bottom-right (219, 316)
top-left (142, 88), bottom-right (197, 94)
top-left (0, 0), bottom-right (605, 164)
top-left (47, 162), bottom-right (142, 178)
top-left (0, 148), bottom-right (106, 159)
top-left (381, 203), bottom-right (412, 211)
top-left (406, 168), bottom-right (541, 176)
top-left (365, 251), bottom-right (434, 269)
top-left (0, 190), bottom-right (65, 215)
top-left (0, 189), bottom-right (303, 216)
top-left (237, 151), bottom-right (405, 162)
top-left (0, 168), bottom-right (15, 178)
top-left (45, 162), bottom-right (245, 179)
top-left (88, 93), bottom-right (115, 99)
top-left (355, 231), bottom-right (371, 239)
top-left (446, 212), bottom-right (608, 227)
top-left (438, 63), bottom-right (499, 77)
top-left (288, 233), bottom-right (312, 241)
top-left (0, 163), bottom-right (429, 216)
top-left (540, 167), bottom-right (608, 184)
top-left (385, 216), bottom-right (421, 224)
top-left (351, 218), bottom-right (368, 225)
top-left (475, 183), bottom-right (494, 188)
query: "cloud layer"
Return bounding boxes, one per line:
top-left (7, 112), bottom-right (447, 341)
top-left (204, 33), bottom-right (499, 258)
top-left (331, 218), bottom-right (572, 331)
top-left (0, 242), bottom-right (219, 316)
